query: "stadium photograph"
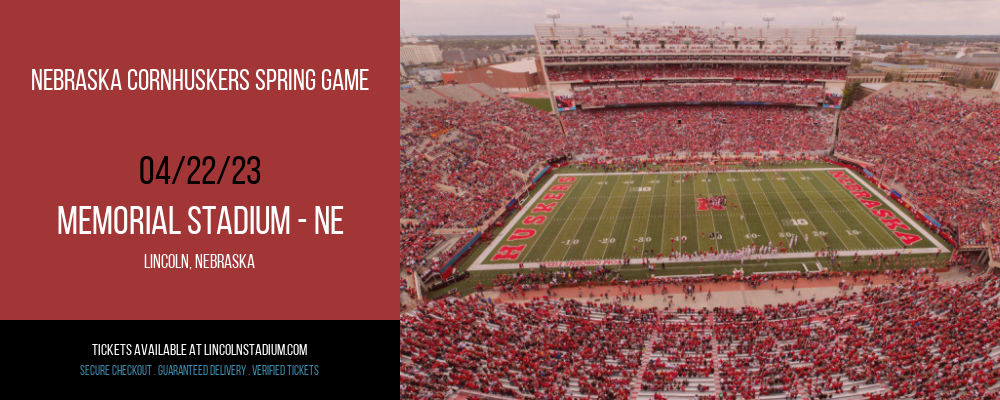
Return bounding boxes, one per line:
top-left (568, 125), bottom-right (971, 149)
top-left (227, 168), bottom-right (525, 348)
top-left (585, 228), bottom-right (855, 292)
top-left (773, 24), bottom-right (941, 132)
top-left (400, 2), bottom-right (1000, 399)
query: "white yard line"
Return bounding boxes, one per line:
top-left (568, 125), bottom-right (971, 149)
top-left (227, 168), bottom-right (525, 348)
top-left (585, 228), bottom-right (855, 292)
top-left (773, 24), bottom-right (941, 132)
top-left (470, 177), bottom-right (557, 267)
top-left (677, 174), bottom-right (686, 253)
top-left (808, 170), bottom-right (895, 250)
top-left (713, 173), bottom-right (740, 251)
top-left (700, 173), bottom-right (721, 252)
top-left (526, 178), bottom-right (592, 262)
top-left (846, 169), bottom-right (949, 252)
top-left (657, 175), bottom-right (674, 255)
top-left (774, 171), bottom-right (856, 249)
top-left (651, 274), bottom-right (714, 279)
top-left (595, 180), bottom-right (632, 261)
top-left (733, 172), bottom-right (776, 248)
top-left (554, 178), bottom-right (609, 261)
top-left (807, 172), bottom-right (884, 250)
top-left (577, 176), bottom-right (623, 260)
top-left (468, 247), bottom-right (945, 271)
top-left (468, 168), bottom-right (950, 273)
top-left (692, 176), bottom-right (702, 253)
top-left (558, 168), bottom-right (843, 177)
top-left (639, 175), bottom-right (658, 253)
top-left (543, 178), bottom-right (601, 261)
top-left (606, 174), bottom-right (648, 259)
top-left (746, 171), bottom-right (815, 251)
top-left (725, 173), bottom-right (756, 247)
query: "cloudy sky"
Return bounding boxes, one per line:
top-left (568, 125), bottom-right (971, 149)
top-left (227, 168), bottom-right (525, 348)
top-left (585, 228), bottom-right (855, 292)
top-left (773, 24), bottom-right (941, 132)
top-left (400, 0), bottom-right (999, 35)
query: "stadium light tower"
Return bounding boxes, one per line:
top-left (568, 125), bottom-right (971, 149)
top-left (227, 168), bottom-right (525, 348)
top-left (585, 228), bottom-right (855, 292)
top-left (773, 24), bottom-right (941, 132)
top-left (832, 12), bottom-right (847, 28)
top-left (763, 13), bottom-right (775, 28)
top-left (620, 11), bottom-right (634, 29)
top-left (546, 9), bottom-right (561, 27)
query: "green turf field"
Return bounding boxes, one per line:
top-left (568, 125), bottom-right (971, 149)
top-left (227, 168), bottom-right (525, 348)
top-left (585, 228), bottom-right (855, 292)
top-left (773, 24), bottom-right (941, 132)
top-left (469, 166), bottom-right (946, 272)
top-left (516, 97), bottom-right (553, 112)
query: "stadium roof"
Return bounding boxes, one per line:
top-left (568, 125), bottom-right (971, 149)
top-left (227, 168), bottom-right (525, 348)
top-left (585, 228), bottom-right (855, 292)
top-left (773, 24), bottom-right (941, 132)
top-left (849, 68), bottom-right (883, 75)
top-left (873, 82), bottom-right (1000, 103)
top-left (533, 22), bottom-right (857, 30)
top-left (931, 56), bottom-right (1000, 66)
top-left (872, 62), bottom-right (929, 70)
top-left (860, 83), bottom-right (889, 92)
top-left (491, 59), bottom-right (537, 74)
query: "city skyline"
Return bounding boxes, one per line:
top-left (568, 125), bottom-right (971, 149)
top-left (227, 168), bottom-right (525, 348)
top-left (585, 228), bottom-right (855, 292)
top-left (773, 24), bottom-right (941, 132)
top-left (400, 0), bottom-right (1000, 36)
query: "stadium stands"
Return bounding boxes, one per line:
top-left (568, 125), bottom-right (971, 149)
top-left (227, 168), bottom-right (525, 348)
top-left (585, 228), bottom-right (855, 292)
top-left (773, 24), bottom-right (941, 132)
top-left (400, 83), bottom-right (505, 107)
top-left (575, 83), bottom-right (825, 107)
top-left (399, 69), bottom-right (999, 400)
top-left (563, 105), bottom-right (835, 157)
top-left (535, 24), bottom-right (855, 55)
top-left (535, 24), bottom-right (856, 56)
top-left (535, 22), bottom-right (850, 113)
top-left (401, 270), bottom-right (1000, 399)
top-left (401, 88), bottom-right (451, 108)
top-left (399, 86), bottom-right (568, 278)
top-left (399, 17), bottom-right (1000, 400)
top-left (399, 83), bottom-right (840, 279)
top-left (547, 65), bottom-right (847, 82)
top-left (837, 83), bottom-right (1000, 247)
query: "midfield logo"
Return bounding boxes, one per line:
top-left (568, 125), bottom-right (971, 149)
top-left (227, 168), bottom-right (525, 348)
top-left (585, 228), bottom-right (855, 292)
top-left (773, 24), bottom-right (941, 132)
top-left (696, 198), bottom-right (725, 211)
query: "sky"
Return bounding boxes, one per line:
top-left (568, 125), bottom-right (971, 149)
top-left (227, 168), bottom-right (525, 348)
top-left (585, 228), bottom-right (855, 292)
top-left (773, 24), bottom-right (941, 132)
top-left (400, 0), bottom-right (1000, 36)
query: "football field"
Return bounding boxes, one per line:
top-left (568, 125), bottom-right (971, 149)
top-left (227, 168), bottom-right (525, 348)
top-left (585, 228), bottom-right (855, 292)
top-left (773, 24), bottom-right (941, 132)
top-left (470, 167), bottom-right (948, 272)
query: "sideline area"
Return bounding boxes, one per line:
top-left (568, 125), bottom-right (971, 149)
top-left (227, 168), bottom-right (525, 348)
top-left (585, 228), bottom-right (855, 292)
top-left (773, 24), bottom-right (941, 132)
top-left (478, 267), bottom-right (978, 310)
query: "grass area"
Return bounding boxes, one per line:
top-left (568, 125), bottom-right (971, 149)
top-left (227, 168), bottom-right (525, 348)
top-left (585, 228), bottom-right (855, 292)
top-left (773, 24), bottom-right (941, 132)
top-left (516, 97), bottom-right (552, 112)
top-left (426, 162), bottom-right (952, 299)
top-left (481, 166), bottom-right (938, 266)
top-left (433, 253), bottom-right (951, 298)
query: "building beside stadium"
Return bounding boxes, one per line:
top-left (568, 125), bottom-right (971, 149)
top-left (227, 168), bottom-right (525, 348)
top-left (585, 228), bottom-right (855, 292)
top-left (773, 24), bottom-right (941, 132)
top-left (444, 59), bottom-right (542, 92)
top-left (869, 62), bottom-right (956, 83)
top-left (929, 52), bottom-right (1000, 80)
top-left (846, 69), bottom-right (885, 85)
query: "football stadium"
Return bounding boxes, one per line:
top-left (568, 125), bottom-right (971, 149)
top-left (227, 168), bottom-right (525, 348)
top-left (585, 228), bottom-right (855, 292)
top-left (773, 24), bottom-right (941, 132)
top-left (400, 13), bottom-right (1000, 400)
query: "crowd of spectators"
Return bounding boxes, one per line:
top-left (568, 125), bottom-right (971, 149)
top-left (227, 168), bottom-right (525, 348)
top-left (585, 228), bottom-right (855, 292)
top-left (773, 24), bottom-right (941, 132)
top-left (399, 93), bottom-right (838, 278)
top-left (615, 26), bottom-right (731, 46)
top-left (838, 88), bottom-right (1000, 247)
top-left (398, 80), bottom-right (1000, 398)
top-left (714, 271), bottom-right (1000, 399)
top-left (992, 227), bottom-right (999, 262)
top-left (399, 98), bottom-right (569, 278)
top-left (399, 82), bottom-right (999, 305)
top-left (540, 44), bottom-right (846, 56)
top-left (537, 24), bottom-right (852, 56)
top-left (547, 65), bottom-right (847, 82)
top-left (491, 266), bottom-right (621, 294)
top-left (643, 321), bottom-right (715, 393)
top-left (401, 268), bottom-right (1000, 399)
top-left (576, 83), bottom-right (824, 107)
top-left (563, 105), bottom-right (835, 157)
top-left (400, 298), bottom-right (656, 399)
top-left (488, 253), bottom-right (964, 297)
